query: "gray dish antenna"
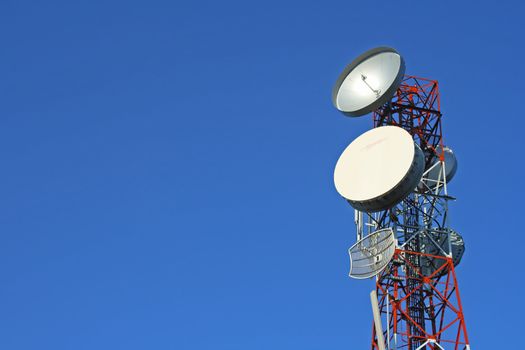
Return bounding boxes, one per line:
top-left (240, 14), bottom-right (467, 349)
top-left (349, 228), bottom-right (396, 279)
top-left (420, 228), bottom-right (465, 277)
top-left (422, 146), bottom-right (458, 190)
top-left (332, 47), bottom-right (405, 117)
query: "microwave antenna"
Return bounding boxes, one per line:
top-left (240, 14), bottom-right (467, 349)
top-left (331, 47), bottom-right (470, 350)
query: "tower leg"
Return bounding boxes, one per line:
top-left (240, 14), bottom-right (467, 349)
top-left (371, 250), bottom-right (470, 350)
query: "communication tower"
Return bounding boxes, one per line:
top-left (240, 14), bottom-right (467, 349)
top-left (331, 47), bottom-right (470, 350)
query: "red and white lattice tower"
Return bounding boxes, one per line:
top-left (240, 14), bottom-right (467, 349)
top-left (363, 76), bottom-right (470, 350)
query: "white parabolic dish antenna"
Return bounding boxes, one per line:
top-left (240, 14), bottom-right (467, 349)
top-left (332, 47), bottom-right (405, 117)
top-left (349, 228), bottom-right (396, 279)
top-left (334, 125), bottom-right (425, 212)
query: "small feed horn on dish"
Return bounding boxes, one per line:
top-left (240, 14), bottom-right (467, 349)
top-left (330, 46), bottom-right (471, 349)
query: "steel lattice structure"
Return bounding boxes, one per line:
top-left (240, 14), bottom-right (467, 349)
top-left (352, 76), bottom-right (471, 350)
top-left (371, 250), bottom-right (469, 350)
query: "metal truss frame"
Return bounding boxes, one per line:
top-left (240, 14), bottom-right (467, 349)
top-left (353, 76), bottom-right (470, 349)
top-left (370, 250), bottom-right (470, 350)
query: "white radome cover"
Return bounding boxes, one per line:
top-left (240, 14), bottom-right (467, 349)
top-left (334, 125), bottom-right (415, 202)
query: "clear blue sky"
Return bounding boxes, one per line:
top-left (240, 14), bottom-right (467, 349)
top-left (1, 1), bottom-right (523, 349)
